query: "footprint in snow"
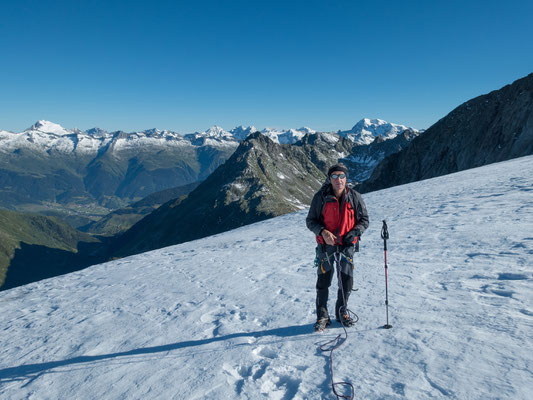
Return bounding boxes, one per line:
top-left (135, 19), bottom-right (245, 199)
top-left (497, 273), bottom-right (528, 281)
top-left (392, 382), bottom-right (406, 396)
top-left (222, 346), bottom-right (305, 399)
top-left (253, 346), bottom-right (277, 359)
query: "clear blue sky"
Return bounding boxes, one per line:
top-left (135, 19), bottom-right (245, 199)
top-left (1, 0), bottom-right (532, 133)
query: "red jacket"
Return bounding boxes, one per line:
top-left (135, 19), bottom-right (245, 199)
top-left (306, 184), bottom-right (369, 246)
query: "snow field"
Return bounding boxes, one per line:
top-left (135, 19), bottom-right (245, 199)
top-left (1, 155), bottom-right (532, 399)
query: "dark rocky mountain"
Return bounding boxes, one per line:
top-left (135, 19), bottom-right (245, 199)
top-left (111, 132), bottom-right (358, 257)
top-left (341, 129), bottom-right (419, 183)
top-left (0, 209), bottom-right (104, 290)
top-left (359, 73), bottom-right (533, 192)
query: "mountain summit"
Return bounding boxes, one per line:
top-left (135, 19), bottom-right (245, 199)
top-left (340, 118), bottom-right (416, 145)
top-left (26, 120), bottom-right (71, 135)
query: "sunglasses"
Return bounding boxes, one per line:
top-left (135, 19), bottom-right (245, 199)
top-left (330, 173), bottom-right (346, 180)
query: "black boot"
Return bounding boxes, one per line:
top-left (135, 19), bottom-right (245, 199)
top-left (336, 311), bottom-right (356, 327)
top-left (314, 317), bottom-right (331, 332)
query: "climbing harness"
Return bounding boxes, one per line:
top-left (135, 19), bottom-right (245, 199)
top-left (315, 246), bottom-right (354, 275)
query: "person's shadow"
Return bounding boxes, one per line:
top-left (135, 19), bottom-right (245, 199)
top-left (0, 324), bottom-right (313, 385)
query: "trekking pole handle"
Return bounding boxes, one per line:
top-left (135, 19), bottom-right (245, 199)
top-left (381, 220), bottom-right (389, 251)
top-left (381, 220), bottom-right (389, 240)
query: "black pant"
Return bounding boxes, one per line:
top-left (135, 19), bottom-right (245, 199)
top-left (316, 268), bottom-right (353, 320)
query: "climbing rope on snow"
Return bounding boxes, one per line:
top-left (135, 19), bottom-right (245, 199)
top-left (319, 246), bottom-right (358, 400)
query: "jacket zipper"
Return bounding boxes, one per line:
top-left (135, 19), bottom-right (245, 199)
top-left (336, 191), bottom-right (346, 243)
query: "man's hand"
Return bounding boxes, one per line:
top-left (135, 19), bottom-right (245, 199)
top-left (342, 228), bottom-right (361, 245)
top-left (321, 229), bottom-right (336, 246)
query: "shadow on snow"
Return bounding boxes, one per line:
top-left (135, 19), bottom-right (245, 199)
top-left (0, 324), bottom-right (317, 384)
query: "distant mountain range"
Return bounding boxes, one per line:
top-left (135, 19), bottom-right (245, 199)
top-left (0, 118), bottom-right (417, 228)
top-left (0, 121), bottom-right (239, 226)
top-left (0, 118), bottom-right (415, 149)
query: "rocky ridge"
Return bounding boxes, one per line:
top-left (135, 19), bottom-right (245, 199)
top-left (359, 73), bottom-right (533, 192)
top-left (111, 131), bottom-right (357, 257)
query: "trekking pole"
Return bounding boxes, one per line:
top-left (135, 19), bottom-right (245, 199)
top-left (381, 220), bottom-right (392, 329)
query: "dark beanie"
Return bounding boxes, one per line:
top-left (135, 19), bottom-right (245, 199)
top-left (327, 163), bottom-right (348, 177)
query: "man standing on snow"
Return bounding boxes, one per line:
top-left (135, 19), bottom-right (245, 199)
top-left (306, 163), bottom-right (369, 332)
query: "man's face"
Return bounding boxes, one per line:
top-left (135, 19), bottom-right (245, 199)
top-left (330, 170), bottom-right (346, 193)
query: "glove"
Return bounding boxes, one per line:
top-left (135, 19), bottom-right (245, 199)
top-left (342, 228), bottom-right (361, 245)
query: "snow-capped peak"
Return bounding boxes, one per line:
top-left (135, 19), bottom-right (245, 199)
top-left (201, 126), bottom-right (232, 139)
top-left (140, 128), bottom-right (164, 137)
top-left (352, 118), bottom-right (387, 130)
top-left (229, 126), bottom-right (258, 141)
top-left (341, 118), bottom-right (416, 145)
top-left (181, 126), bottom-right (237, 146)
top-left (26, 120), bottom-right (71, 135)
top-left (259, 127), bottom-right (314, 144)
top-left (294, 127), bottom-right (316, 134)
top-left (85, 127), bottom-right (109, 137)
